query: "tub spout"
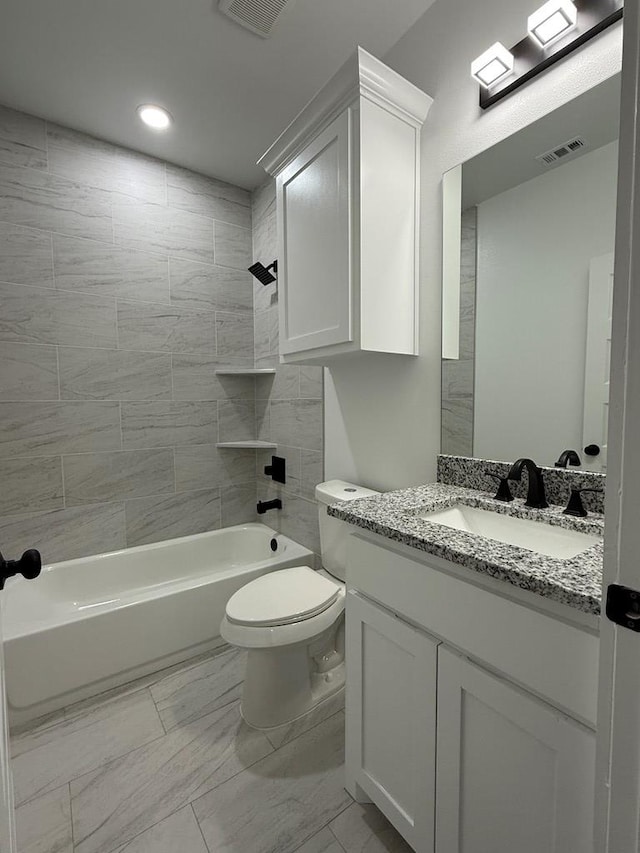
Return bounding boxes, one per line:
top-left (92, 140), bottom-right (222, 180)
top-left (257, 499), bottom-right (282, 514)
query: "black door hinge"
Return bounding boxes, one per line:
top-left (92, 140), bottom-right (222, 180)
top-left (606, 584), bottom-right (640, 631)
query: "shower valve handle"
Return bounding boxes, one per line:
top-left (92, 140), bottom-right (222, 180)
top-left (0, 549), bottom-right (42, 590)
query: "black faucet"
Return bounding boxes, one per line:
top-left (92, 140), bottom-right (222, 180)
top-left (555, 449), bottom-right (581, 468)
top-left (507, 458), bottom-right (549, 509)
top-left (257, 498), bottom-right (282, 514)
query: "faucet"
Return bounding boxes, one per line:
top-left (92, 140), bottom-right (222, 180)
top-left (555, 449), bottom-right (581, 468)
top-left (507, 458), bottom-right (549, 509)
top-left (257, 498), bottom-right (282, 514)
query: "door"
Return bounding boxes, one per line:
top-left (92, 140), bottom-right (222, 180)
top-left (582, 253), bottom-right (614, 471)
top-left (345, 590), bottom-right (438, 853)
top-left (436, 648), bottom-right (596, 853)
top-left (595, 0), bottom-right (640, 849)
top-left (276, 109), bottom-right (353, 356)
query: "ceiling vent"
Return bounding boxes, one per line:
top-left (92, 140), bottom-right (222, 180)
top-left (535, 136), bottom-right (587, 167)
top-left (218, 0), bottom-right (297, 38)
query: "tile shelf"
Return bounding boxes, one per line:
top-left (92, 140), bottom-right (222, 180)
top-left (215, 368), bottom-right (276, 375)
top-left (216, 441), bottom-right (278, 449)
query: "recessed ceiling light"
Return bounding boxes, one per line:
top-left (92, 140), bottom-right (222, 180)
top-left (470, 43), bottom-right (515, 89)
top-left (137, 104), bottom-right (172, 130)
top-left (528, 0), bottom-right (577, 47)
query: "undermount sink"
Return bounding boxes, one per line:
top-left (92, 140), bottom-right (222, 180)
top-left (420, 504), bottom-right (601, 559)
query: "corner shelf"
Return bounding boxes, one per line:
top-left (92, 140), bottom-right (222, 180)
top-left (215, 368), bottom-right (276, 375)
top-left (216, 441), bottom-right (278, 449)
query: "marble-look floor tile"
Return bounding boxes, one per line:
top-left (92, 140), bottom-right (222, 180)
top-left (0, 341), bottom-right (59, 401)
top-left (175, 444), bottom-right (255, 492)
top-left (10, 709), bottom-right (68, 758)
top-left (150, 647), bottom-right (246, 731)
top-left (124, 488), bottom-right (221, 547)
top-left (0, 162), bottom-right (112, 242)
top-left (193, 712), bottom-right (350, 853)
top-left (111, 806), bottom-right (208, 853)
top-left (0, 401), bottom-right (121, 458)
top-left (293, 828), bottom-right (344, 853)
top-left (220, 483), bottom-right (257, 527)
top-left (70, 701), bottom-right (273, 853)
top-left (117, 299), bottom-right (216, 355)
top-left (63, 448), bottom-right (175, 506)
top-left (265, 689), bottom-right (345, 750)
top-left (216, 312), bottom-right (254, 360)
top-left (0, 222), bottom-right (53, 288)
top-left (0, 281), bottom-right (117, 348)
top-left (58, 347), bottom-right (172, 401)
top-left (53, 234), bottom-right (170, 304)
top-left (0, 105), bottom-right (47, 170)
top-left (0, 502), bottom-right (126, 564)
top-left (12, 690), bottom-right (164, 806)
top-left (329, 803), bottom-right (413, 853)
top-left (166, 165), bottom-right (251, 228)
top-left (121, 401), bottom-right (218, 449)
top-left (214, 221), bottom-right (252, 270)
top-left (0, 457), bottom-right (63, 516)
top-left (14, 784), bottom-right (73, 853)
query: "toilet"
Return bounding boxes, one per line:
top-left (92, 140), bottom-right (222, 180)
top-left (220, 479), bottom-right (379, 730)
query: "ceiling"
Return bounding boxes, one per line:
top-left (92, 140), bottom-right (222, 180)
top-left (0, 0), bottom-right (436, 189)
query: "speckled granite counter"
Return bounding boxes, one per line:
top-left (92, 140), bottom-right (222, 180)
top-left (328, 483), bottom-right (604, 616)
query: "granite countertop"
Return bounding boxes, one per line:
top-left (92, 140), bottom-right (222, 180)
top-left (328, 482), bottom-right (604, 616)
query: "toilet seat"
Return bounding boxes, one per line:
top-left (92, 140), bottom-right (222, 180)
top-left (226, 566), bottom-right (340, 627)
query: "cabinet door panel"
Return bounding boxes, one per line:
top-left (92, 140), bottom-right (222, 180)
top-left (436, 648), bottom-right (595, 853)
top-left (346, 591), bottom-right (437, 852)
top-left (277, 110), bottom-right (352, 355)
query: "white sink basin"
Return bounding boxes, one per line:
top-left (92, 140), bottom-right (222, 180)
top-left (421, 504), bottom-right (601, 559)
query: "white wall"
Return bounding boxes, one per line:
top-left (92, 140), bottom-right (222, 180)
top-left (474, 141), bottom-right (618, 467)
top-left (324, 0), bottom-right (622, 490)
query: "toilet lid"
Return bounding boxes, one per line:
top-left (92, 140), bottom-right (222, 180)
top-left (225, 566), bottom-right (341, 627)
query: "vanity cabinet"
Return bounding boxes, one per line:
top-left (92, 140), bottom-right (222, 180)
top-left (258, 48), bottom-right (432, 363)
top-left (345, 532), bottom-right (599, 853)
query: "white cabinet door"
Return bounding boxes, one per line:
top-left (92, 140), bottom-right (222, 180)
top-left (436, 647), bottom-right (595, 853)
top-left (345, 591), bottom-right (438, 853)
top-left (276, 109), bottom-right (352, 356)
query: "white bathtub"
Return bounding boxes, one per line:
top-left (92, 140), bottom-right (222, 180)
top-left (3, 523), bottom-right (313, 725)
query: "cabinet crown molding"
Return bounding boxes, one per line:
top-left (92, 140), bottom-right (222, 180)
top-left (258, 46), bottom-right (433, 177)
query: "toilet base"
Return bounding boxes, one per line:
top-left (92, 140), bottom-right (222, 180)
top-left (240, 681), bottom-right (345, 733)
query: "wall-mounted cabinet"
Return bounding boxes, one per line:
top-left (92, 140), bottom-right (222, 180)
top-left (258, 48), bottom-right (433, 364)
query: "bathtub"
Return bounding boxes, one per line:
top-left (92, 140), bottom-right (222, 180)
top-left (3, 523), bottom-right (313, 725)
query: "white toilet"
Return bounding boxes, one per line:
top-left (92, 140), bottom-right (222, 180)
top-left (220, 479), bottom-right (379, 730)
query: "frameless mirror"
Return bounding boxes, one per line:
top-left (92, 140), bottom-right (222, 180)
top-left (441, 74), bottom-right (620, 472)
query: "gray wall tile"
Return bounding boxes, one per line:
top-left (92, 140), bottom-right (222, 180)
top-left (175, 445), bottom-right (255, 492)
top-left (53, 235), bottom-right (170, 304)
top-left (0, 401), bottom-right (121, 458)
top-left (0, 222), bottom-right (53, 287)
top-left (59, 348), bottom-right (172, 401)
top-left (171, 355), bottom-right (254, 401)
top-left (0, 163), bottom-right (112, 241)
top-left (169, 258), bottom-right (252, 313)
top-left (300, 449), bottom-right (323, 500)
top-left (117, 300), bottom-right (215, 354)
top-left (125, 489), bottom-right (221, 547)
top-left (218, 399), bottom-right (256, 442)
top-left (166, 165), bottom-right (251, 228)
top-left (0, 105), bottom-right (47, 170)
top-left (299, 366), bottom-right (323, 399)
top-left (0, 457), bottom-right (63, 516)
top-left (121, 402), bottom-right (218, 449)
top-left (64, 449), bottom-right (175, 506)
top-left (216, 312), bottom-right (254, 360)
top-left (0, 282), bottom-right (117, 348)
top-left (214, 222), bottom-right (252, 270)
top-left (113, 197), bottom-right (214, 264)
top-left (0, 503), bottom-right (126, 564)
top-left (0, 342), bottom-right (59, 401)
top-left (270, 399), bottom-right (323, 452)
top-left (221, 483), bottom-right (257, 527)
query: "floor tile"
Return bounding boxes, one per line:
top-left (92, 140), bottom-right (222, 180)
top-left (329, 803), bottom-right (413, 853)
top-left (193, 712), bottom-right (351, 853)
top-left (14, 784), bottom-right (73, 853)
top-left (265, 688), bottom-right (345, 750)
top-left (150, 647), bottom-right (246, 731)
top-left (293, 827), bottom-right (344, 853)
top-left (11, 689), bottom-right (163, 806)
top-left (111, 807), bottom-right (208, 853)
top-left (70, 701), bottom-right (273, 853)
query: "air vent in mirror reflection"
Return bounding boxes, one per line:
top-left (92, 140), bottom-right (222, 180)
top-left (536, 136), bottom-right (587, 167)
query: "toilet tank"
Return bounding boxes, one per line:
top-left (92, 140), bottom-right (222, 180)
top-left (315, 480), bottom-right (380, 581)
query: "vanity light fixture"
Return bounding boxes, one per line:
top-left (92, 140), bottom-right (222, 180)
top-left (528, 0), bottom-right (577, 47)
top-left (471, 43), bottom-right (515, 88)
top-left (475, 0), bottom-right (623, 110)
top-left (137, 104), bottom-right (172, 130)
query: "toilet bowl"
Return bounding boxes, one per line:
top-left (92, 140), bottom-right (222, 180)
top-left (220, 480), bottom-right (379, 730)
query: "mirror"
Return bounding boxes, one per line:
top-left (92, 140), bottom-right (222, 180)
top-left (441, 74), bottom-right (620, 472)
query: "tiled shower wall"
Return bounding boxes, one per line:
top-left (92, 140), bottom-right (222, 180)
top-left (0, 104), bottom-right (259, 563)
top-left (441, 206), bottom-right (477, 456)
top-left (252, 181), bottom-right (324, 560)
